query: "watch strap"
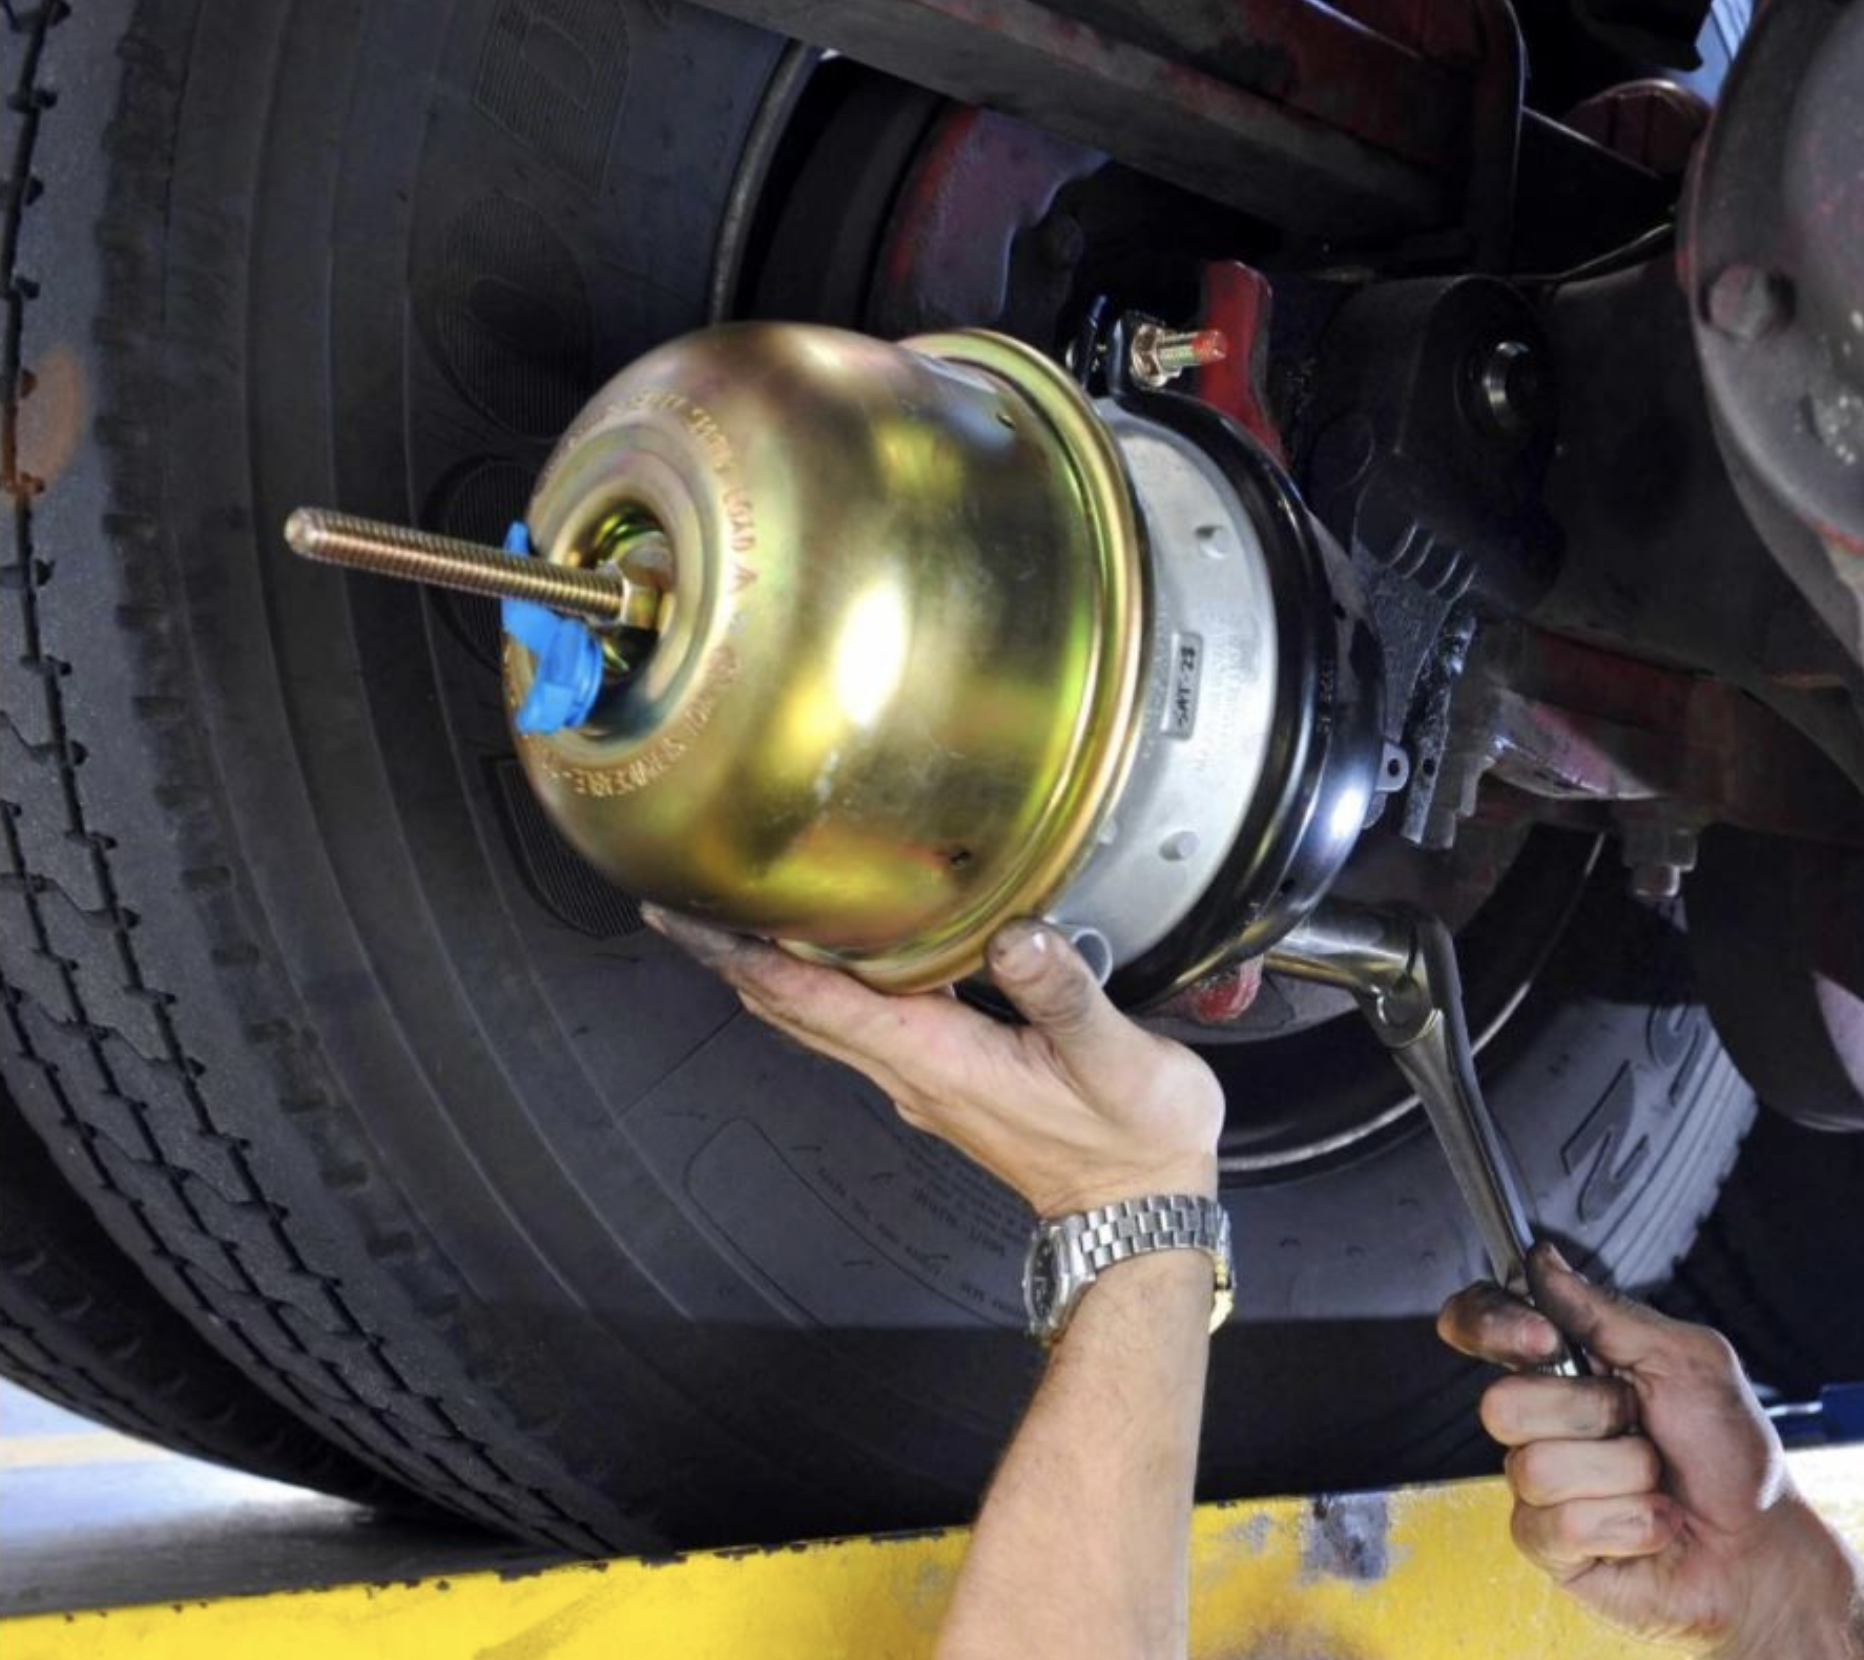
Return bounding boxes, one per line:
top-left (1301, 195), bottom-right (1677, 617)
top-left (1066, 1193), bottom-right (1231, 1278)
top-left (1029, 1192), bottom-right (1233, 1344)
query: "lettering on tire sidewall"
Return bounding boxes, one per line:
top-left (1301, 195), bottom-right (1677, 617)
top-left (1557, 930), bottom-right (1713, 1228)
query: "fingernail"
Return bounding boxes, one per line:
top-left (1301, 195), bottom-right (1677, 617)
top-left (641, 903), bottom-right (668, 936)
top-left (650, 908), bottom-right (743, 967)
top-left (989, 919), bottom-right (1052, 981)
top-left (1538, 1242), bottom-right (1584, 1281)
top-left (1523, 1313), bottom-right (1561, 1357)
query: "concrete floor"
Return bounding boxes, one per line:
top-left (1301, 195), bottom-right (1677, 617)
top-left (0, 1381), bottom-right (563, 1615)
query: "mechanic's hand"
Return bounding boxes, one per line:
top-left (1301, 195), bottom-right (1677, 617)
top-left (1439, 1243), bottom-right (1864, 1658)
top-left (643, 909), bottom-right (1222, 1216)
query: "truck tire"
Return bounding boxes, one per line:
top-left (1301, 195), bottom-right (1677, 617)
top-left (1, 0), bottom-right (1756, 1549)
top-left (1663, 1108), bottom-right (1864, 1400)
top-left (0, 1081), bottom-right (410, 1504)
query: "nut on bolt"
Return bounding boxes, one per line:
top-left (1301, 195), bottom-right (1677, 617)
top-left (1473, 339), bottom-right (1546, 437)
top-left (1704, 264), bottom-right (1792, 343)
top-left (1128, 324), bottom-right (1229, 389)
top-left (1621, 821), bottom-right (1699, 901)
top-left (1808, 386), bottom-right (1864, 466)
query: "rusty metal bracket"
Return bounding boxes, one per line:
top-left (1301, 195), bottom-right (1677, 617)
top-left (1426, 626), bottom-right (1864, 850)
top-left (687, 0), bottom-right (1480, 240)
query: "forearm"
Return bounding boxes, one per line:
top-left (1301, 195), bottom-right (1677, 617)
top-left (1802, 1518), bottom-right (1864, 1660)
top-left (1724, 1505), bottom-right (1864, 1660)
top-left (936, 1249), bottom-right (1215, 1660)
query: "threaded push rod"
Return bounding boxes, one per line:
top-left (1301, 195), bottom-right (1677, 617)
top-left (284, 508), bottom-right (629, 626)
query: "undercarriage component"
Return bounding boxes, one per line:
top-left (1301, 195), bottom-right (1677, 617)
top-left (1534, 259), bottom-right (1864, 802)
top-left (1562, 76), bottom-right (1710, 177)
top-left (1088, 390), bottom-right (1382, 1005)
top-left (292, 322), bottom-right (1380, 1000)
top-left (862, 104), bottom-right (1105, 341)
top-left (1685, 0), bottom-right (1864, 676)
top-left (685, 0), bottom-right (1483, 242)
top-left (1292, 275), bottom-right (1562, 844)
top-left (1300, 277), bottom-right (1560, 618)
top-left (1425, 625), bottom-right (1864, 857)
top-left (1690, 829), bottom-right (1864, 1134)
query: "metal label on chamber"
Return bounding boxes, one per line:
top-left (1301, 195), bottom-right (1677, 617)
top-left (1164, 633), bottom-right (1203, 738)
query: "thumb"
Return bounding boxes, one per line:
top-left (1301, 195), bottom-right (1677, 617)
top-left (1527, 1243), bottom-right (1684, 1373)
top-left (987, 921), bottom-right (1135, 1076)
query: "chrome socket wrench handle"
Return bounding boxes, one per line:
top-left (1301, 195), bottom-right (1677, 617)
top-left (1266, 900), bottom-right (1585, 1376)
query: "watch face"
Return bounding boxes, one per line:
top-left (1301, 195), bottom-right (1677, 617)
top-left (1024, 1233), bottom-right (1059, 1326)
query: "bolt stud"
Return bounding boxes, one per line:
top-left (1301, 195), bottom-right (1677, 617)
top-left (1129, 325), bottom-right (1229, 389)
top-left (284, 508), bottom-right (632, 626)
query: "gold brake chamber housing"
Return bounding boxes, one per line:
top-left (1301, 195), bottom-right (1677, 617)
top-left (305, 322), bottom-right (1383, 1006)
top-left (507, 322), bottom-right (1382, 1004)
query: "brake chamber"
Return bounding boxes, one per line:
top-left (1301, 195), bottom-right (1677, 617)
top-left (288, 320), bottom-right (1387, 1009)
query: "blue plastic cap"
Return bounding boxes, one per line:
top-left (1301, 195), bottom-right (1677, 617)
top-left (500, 521), bottom-right (604, 736)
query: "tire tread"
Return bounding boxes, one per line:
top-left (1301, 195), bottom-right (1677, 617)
top-left (2, 0), bottom-right (601, 1548)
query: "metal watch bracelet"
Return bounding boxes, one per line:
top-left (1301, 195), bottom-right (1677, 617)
top-left (1023, 1193), bottom-right (1234, 1345)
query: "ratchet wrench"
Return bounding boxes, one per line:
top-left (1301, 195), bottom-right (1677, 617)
top-left (1266, 900), bottom-right (1586, 1376)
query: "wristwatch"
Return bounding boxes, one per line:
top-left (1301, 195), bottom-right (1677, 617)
top-left (1022, 1193), bottom-right (1234, 1346)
